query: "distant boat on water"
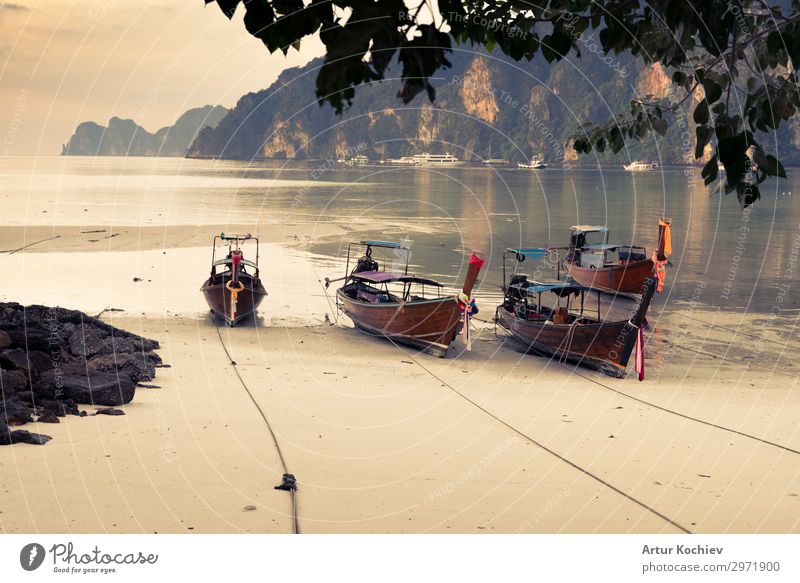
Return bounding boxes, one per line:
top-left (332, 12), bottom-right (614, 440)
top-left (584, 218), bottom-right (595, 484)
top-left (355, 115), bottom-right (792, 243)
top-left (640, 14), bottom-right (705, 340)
top-left (483, 158), bottom-right (510, 166)
top-left (413, 153), bottom-right (464, 167)
top-left (517, 156), bottom-right (547, 169)
top-left (346, 154), bottom-right (369, 166)
top-left (384, 156), bottom-right (419, 166)
top-left (623, 160), bottom-right (658, 171)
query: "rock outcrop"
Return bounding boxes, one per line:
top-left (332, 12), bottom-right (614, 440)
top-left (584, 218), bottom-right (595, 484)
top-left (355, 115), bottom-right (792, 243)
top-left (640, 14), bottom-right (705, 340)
top-left (0, 303), bottom-right (161, 445)
top-left (61, 105), bottom-right (228, 156)
top-left (185, 50), bottom-right (798, 165)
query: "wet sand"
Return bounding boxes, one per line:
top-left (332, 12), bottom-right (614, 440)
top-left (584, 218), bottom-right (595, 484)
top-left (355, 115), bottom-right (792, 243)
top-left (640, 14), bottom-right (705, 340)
top-left (1, 225), bottom-right (800, 533)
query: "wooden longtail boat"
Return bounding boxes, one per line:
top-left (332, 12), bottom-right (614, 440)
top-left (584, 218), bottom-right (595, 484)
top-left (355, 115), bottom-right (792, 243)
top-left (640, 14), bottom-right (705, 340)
top-left (561, 219), bottom-right (671, 295)
top-left (326, 241), bottom-right (485, 357)
top-left (200, 233), bottom-right (267, 326)
top-left (497, 248), bottom-right (657, 378)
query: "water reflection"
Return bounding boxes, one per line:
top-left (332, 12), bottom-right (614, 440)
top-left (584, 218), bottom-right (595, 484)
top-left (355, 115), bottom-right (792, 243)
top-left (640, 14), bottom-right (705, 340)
top-left (3, 156), bottom-right (797, 312)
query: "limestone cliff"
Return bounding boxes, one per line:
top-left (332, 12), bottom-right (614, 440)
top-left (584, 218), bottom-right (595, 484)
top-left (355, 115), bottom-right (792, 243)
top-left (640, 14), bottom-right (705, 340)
top-left (62, 105), bottom-right (228, 156)
top-left (184, 51), bottom-right (797, 165)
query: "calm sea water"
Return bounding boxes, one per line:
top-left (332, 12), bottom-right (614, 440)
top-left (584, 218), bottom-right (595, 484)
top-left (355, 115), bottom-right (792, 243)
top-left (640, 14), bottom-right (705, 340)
top-left (2, 156), bottom-right (798, 313)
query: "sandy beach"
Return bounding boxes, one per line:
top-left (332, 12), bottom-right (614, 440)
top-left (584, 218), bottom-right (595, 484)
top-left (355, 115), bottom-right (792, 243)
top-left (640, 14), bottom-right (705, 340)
top-left (2, 222), bottom-right (799, 534)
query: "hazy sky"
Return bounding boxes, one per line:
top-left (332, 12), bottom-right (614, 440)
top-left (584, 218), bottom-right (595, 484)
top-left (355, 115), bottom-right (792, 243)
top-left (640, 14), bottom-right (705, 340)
top-left (0, 0), bottom-right (324, 154)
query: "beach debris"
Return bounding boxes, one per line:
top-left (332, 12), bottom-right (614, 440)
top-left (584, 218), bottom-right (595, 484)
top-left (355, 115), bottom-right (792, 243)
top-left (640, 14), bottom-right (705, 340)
top-left (80, 230), bottom-right (106, 234)
top-left (242, 505), bottom-right (257, 512)
top-left (0, 235), bottom-right (62, 255)
top-left (93, 307), bottom-right (125, 319)
top-left (0, 302), bottom-right (161, 445)
top-left (137, 384), bottom-right (161, 389)
top-left (132, 277), bottom-right (143, 282)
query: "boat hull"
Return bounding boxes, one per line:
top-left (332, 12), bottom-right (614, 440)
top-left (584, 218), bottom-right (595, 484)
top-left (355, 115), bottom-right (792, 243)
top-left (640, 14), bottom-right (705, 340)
top-left (497, 307), bottom-right (637, 377)
top-left (337, 289), bottom-right (462, 357)
top-left (565, 258), bottom-right (654, 295)
top-left (201, 276), bottom-right (267, 326)
top-left (497, 277), bottom-right (657, 377)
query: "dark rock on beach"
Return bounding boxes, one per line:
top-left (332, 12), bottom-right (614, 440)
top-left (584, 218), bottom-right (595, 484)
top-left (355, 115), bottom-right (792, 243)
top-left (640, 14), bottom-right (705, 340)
top-left (59, 372), bottom-right (136, 406)
top-left (36, 409), bottom-right (60, 424)
top-left (0, 422), bottom-right (53, 446)
top-left (0, 302), bottom-right (161, 445)
top-left (95, 407), bottom-right (125, 416)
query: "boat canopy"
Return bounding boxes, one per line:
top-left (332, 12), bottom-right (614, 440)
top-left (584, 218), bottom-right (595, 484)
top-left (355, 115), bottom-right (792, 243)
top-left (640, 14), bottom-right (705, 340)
top-left (581, 243), bottom-right (619, 251)
top-left (360, 240), bottom-right (408, 249)
top-left (351, 270), bottom-right (443, 287)
top-left (507, 247), bottom-right (548, 259)
top-left (511, 281), bottom-right (585, 296)
top-left (571, 225), bottom-right (608, 234)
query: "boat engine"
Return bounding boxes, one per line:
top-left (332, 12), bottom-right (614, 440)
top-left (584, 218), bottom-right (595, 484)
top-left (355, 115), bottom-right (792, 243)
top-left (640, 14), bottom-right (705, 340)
top-left (354, 251), bottom-right (379, 273)
top-left (504, 274), bottom-right (529, 309)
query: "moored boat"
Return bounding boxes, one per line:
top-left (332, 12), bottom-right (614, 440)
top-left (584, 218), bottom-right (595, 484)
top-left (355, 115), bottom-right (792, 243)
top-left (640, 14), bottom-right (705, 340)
top-left (413, 153), bottom-right (464, 167)
top-left (327, 241), bottom-right (485, 357)
top-left (517, 155), bottom-right (547, 169)
top-left (483, 158), bottom-right (510, 166)
top-left (623, 160), bottom-right (658, 171)
top-left (200, 233), bottom-right (267, 326)
top-left (561, 220), bottom-right (672, 295)
top-left (497, 249), bottom-right (657, 378)
top-left (384, 156), bottom-right (419, 166)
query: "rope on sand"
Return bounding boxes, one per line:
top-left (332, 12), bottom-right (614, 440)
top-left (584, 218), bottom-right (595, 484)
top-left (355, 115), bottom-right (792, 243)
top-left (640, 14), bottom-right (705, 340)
top-left (672, 311), bottom-right (800, 352)
top-left (562, 364), bottom-right (800, 457)
top-left (1, 235), bottom-right (61, 255)
top-left (215, 327), bottom-right (300, 534)
top-left (382, 335), bottom-right (691, 534)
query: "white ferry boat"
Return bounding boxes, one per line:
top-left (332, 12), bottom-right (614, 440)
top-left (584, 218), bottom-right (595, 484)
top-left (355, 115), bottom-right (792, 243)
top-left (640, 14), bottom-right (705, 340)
top-left (412, 153), bottom-right (464, 167)
top-left (384, 156), bottom-right (419, 166)
top-left (623, 160), bottom-right (658, 171)
top-left (517, 156), bottom-right (547, 169)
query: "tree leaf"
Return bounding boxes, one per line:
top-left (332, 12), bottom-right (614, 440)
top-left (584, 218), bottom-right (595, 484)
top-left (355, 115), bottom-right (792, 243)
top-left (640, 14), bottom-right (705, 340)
top-left (693, 100), bottom-right (709, 124)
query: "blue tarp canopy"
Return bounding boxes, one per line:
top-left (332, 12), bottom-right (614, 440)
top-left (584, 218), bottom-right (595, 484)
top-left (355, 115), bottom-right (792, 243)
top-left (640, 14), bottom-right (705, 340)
top-left (507, 247), bottom-right (548, 259)
top-left (361, 240), bottom-right (407, 249)
top-left (524, 282), bottom-right (575, 293)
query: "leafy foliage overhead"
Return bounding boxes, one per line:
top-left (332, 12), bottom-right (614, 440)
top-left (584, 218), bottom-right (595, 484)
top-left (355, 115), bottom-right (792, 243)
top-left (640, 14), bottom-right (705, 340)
top-left (206, 0), bottom-right (799, 207)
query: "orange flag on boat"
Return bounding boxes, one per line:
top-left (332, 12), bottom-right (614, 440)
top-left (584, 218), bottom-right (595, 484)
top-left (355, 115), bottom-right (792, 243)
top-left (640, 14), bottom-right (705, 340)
top-left (658, 218), bottom-right (672, 258)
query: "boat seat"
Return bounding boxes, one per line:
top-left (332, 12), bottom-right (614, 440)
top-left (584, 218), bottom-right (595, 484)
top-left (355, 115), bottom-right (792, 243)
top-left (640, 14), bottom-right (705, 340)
top-left (553, 307), bottom-right (569, 324)
top-left (357, 291), bottom-right (380, 303)
top-left (357, 291), bottom-right (391, 303)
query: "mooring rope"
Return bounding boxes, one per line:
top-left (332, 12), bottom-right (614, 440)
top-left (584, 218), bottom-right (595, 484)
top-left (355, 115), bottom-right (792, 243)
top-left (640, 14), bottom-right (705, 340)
top-left (215, 327), bottom-right (300, 534)
top-left (380, 335), bottom-right (691, 534)
top-left (561, 363), bottom-right (800, 457)
top-left (672, 311), bottom-right (800, 352)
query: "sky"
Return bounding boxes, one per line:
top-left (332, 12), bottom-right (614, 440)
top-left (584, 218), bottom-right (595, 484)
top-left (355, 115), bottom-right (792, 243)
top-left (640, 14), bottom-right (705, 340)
top-left (0, 0), bottom-right (324, 154)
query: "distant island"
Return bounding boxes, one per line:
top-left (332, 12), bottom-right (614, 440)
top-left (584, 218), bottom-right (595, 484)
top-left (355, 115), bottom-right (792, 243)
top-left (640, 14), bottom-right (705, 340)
top-left (61, 105), bottom-right (228, 156)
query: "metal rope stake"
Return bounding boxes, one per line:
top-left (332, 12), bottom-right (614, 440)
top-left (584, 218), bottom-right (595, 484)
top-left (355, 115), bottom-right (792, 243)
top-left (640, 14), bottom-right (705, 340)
top-left (215, 327), bottom-right (300, 534)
